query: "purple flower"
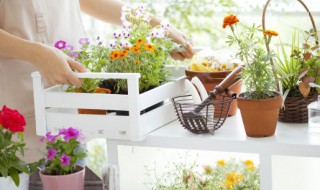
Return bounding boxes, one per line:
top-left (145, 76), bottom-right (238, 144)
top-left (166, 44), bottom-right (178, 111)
top-left (54, 40), bottom-right (66, 49)
top-left (46, 132), bottom-right (57, 143)
top-left (59, 127), bottom-right (80, 142)
top-left (79, 38), bottom-right (89, 45)
top-left (69, 51), bottom-right (79, 59)
top-left (60, 153), bottom-right (70, 166)
top-left (65, 45), bottom-right (74, 51)
top-left (47, 148), bottom-right (57, 160)
top-left (109, 40), bottom-right (118, 48)
top-left (39, 137), bottom-right (45, 143)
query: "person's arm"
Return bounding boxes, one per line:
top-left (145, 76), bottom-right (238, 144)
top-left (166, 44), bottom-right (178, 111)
top-left (79, 0), bottom-right (194, 61)
top-left (0, 29), bottom-right (87, 87)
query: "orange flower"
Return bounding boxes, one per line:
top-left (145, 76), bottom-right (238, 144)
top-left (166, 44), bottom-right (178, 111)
top-left (122, 50), bottom-right (129, 55)
top-left (244, 160), bottom-right (254, 166)
top-left (124, 46), bottom-right (130, 51)
top-left (136, 39), bottom-right (146, 45)
top-left (134, 60), bottom-right (140, 65)
top-left (109, 50), bottom-right (121, 60)
top-left (131, 46), bottom-right (141, 54)
top-left (263, 30), bottom-right (279, 36)
top-left (93, 87), bottom-right (111, 94)
top-left (223, 14), bottom-right (239, 28)
top-left (145, 43), bottom-right (155, 53)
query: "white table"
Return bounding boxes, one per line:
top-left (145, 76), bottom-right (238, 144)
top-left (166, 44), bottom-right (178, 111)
top-left (106, 112), bottom-right (320, 190)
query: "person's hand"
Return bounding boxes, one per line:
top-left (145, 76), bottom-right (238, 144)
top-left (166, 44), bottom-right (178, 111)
top-left (31, 43), bottom-right (87, 87)
top-left (167, 27), bottom-right (195, 61)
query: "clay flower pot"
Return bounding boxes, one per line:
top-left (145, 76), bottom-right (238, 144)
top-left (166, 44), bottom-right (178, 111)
top-left (185, 68), bottom-right (242, 116)
top-left (76, 87), bottom-right (111, 115)
top-left (237, 92), bottom-right (282, 137)
top-left (39, 166), bottom-right (85, 190)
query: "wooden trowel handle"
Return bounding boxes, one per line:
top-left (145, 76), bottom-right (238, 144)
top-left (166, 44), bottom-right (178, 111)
top-left (211, 66), bottom-right (243, 96)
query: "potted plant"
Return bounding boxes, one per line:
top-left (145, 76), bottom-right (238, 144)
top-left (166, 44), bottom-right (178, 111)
top-left (38, 127), bottom-right (87, 190)
top-left (104, 5), bottom-right (178, 93)
top-left (54, 38), bottom-right (111, 115)
top-left (0, 105), bottom-right (30, 190)
top-left (223, 14), bottom-right (282, 137)
top-left (276, 30), bottom-right (319, 123)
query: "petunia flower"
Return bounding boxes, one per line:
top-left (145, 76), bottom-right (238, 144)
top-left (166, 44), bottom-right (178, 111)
top-left (69, 51), bottom-right (79, 59)
top-left (46, 132), bottom-right (57, 143)
top-left (47, 148), bottom-right (57, 160)
top-left (79, 38), bottom-right (89, 45)
top-left (55, 40), bottom-right (67, 49)
top-left (65, 45), bottom-right (74, 51)
top-left (60, 153), bottom-right (70, 166)
top-left (59, 127), bottom-right (80, 142)
top-left (113, 30), bottom-right (122, 39)
top-left (160, 20), bottom-right (171, 30)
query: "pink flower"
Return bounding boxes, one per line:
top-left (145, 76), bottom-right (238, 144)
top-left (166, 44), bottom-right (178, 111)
top-left (79, 38), bottom-right (89, 45)
top-left (60, 153), bottom-right (70, 166)
top-left (59, 127), bottom-right (80, 142)
top-left (45, 132), bottom-right (57, 143)
top-left (47, 148), bottom-right (57, 160)
top-left (55, 40), bottom-right (67, 49)
top-left (69, 51), bottom-right (79, 59)
top-left (65, 45), bottom-right (74, 51)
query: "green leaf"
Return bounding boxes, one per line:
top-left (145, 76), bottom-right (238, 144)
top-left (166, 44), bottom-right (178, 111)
top-left (8, 168), bottom-right (20, 187)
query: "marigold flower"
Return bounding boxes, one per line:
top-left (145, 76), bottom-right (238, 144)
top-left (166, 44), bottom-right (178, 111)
top-left (135, 60), bottom-right (140, 65)
top-left (124, 46), bottom-right (130, 51)
top-left (248, 165), bottom-right (255, 171)
top-left (224, 172), bottom-right (244, 188)
top-left (132, 47), bottom-right (141, 54)
top-left (217, 160), bottom-right (226, 166)
top-left (263, 30), bottom-right (279, 36)
top-left (145, 44), bottom-right (155, 53)
top-left (110, 51), bottom-right (121, 60)
top-left (223, 14), bottom-right (239, 28)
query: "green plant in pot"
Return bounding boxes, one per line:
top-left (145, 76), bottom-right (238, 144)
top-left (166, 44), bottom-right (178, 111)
top-left (0, 105), bottom-right (30, 189)
top-left (104, 5), bottom-right (177, 94)
top-left (54, 38), bottom-right (112, 115)
top-left (275, 30), bottom-right (320, 123)
top-left (38, 127), bottom-right (87, 190)
top-left (223, 14), bottom-right (282, 137)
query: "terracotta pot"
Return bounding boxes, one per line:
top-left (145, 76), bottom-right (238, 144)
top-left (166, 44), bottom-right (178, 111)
top-left (185, 68), bottom-right (242, 116)
top-left (76, 87), bottom-right (110, 115)
top-left (39, 166), bottom-right (85, 190)
top-left (0, 172), bottom-right (29, 190)
top-left (237, 92), bottom-right (282, 137)
top-left (77, 108), bottom-right (107, 115)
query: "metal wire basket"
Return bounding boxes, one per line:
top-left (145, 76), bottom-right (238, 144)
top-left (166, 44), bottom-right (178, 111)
top-left (172, 94), bottom-right (234, 134)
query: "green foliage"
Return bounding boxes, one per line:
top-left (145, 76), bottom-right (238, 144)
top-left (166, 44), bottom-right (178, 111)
top-left (275, 32), bottom-right (301, 96)
top-left (145, 159), bottom-right (260, 190)
top-left (61, 40), bottom-right (107, 93)
top-left (226, 23), bottom-right (276, 99)
top-left (0, 126), bottom-right (30, 187)
top-left (105, 5), bottom-right (177, 93)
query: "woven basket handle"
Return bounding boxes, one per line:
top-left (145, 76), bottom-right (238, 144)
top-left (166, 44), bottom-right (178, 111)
top-left (262, 0), bottom-right (318, 91)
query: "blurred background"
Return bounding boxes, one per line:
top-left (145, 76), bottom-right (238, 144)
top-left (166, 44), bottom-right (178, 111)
top-left (83, 0), bottom-right (320, 189)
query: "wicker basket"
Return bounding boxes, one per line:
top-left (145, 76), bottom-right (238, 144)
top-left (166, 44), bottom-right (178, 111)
top-left (263, 0), bottom-right (318, 123)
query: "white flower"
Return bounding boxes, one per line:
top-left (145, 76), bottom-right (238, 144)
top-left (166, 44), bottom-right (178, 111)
top-left (151, 28), bottom-right (165, 39)
top-left (119, 40), bottom-right (131, 48)
top-left (160, 20), bottom-right (171, 30)
top-left (122, 31), bottom-right (130, 38)
top-left (113, 30), bottom-right (122, 39)
top-left (108, 40), bottom-right (118, 48)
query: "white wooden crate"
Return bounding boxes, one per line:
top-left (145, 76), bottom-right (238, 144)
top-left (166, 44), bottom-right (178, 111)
top-left (32, 66), bottom-right (187, 141)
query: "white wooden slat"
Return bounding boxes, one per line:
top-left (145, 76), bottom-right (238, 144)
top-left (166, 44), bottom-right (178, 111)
top-left (140, 102), bottom-right (177, 136)
top-left (76, 72), bottom-right (141, 79)
top-left (45, 92), bottom-right (130, 110)
top-left (139, 77), bottom-right (186, 111)
top-left (45, 111), bottom-right (130, 139)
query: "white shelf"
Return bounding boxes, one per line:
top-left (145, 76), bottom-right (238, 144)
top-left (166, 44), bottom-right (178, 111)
top-left (106, 112), bottom-right (320, 190)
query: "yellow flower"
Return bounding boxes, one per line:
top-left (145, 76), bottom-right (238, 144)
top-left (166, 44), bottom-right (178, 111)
top-left (263, 30), bottom-right (279, 37)
top-left (248, 165), bottom-right (255, 171)
top-left (93, 146), bottom-right (101, 154)
top-left (244, 160), bottom-right (254, 166)
top-left (223, 14), bottom-right (239, 28)
top-left (136, 39), bottom-right (146, 45)
top-left (223, 172), bottom-right (244, 189)
top-left (217, 160), bottom-right (226, 166)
